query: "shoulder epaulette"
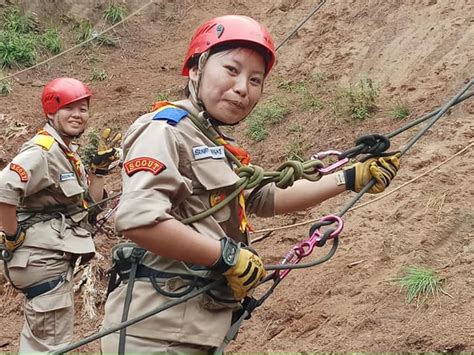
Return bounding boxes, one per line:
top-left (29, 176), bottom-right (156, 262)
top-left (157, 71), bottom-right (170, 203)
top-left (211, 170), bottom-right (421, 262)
top-left (33, 134), bottom-right (55, 151)
top-left (152, 105), bottom-right (188, 126)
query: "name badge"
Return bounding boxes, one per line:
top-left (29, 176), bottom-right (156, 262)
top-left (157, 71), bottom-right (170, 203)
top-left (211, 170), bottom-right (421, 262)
top-left (192, 146), bottom-right (225, 160)
top-left (60, 172), bottom-right (76, 182)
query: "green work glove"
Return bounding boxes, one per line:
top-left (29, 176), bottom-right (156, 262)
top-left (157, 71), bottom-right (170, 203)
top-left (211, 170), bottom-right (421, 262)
top-left (343, 154), bottom-right (401, 193)
top-left (211, 238), bottom-right (266, 301)
top-left (90, 128), bottom-right (122, 176)
top-left (1, 225), bottom-right (26, 252)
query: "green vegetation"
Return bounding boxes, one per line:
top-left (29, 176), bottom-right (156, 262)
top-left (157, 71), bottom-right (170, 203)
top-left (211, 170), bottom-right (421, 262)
top-left (3, 6), bottom-right (36, 34)
top-left (334, 78), bottom-right (379, 120)
top-left (80, 129), bottom-right (100, 166)
top-left (246, 99), bottom-right (289, 142)
top-left (0, 6), bottom-right (65, 67)
top-left (286, 123), bottom-right (307, 161)
top-left (40, 28), bottom-right (62, 54)
top-left (104, 4), bottom-right (125, 24)
top-left (392, 266), bottom-right (444, 305)
top-left (0, 30), bottom-right (37, 67)
top-left (278, 74), bottom-right (325, 112)
top-left (91, 68), bottom-right (108, 81)
top-left (74, 20), bottom-right (93, 43)
top-left (390, 100), bottom-right (410, 120)
top-left (0, 78), bottom-right (12, 96)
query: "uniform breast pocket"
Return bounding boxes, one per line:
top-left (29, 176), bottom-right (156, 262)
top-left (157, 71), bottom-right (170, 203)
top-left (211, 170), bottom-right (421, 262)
top-left (191, 158), bottom-right (239, 223)
top-left (59, 179), bottom-right (85, 198)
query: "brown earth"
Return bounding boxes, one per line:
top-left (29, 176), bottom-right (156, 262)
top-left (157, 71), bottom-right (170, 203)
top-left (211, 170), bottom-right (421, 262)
top-left (0, 0), bottom-right (473, 352)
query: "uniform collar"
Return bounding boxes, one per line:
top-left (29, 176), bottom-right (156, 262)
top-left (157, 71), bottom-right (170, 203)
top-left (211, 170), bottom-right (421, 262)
top-left (43, 123), bottom-right (80, 152)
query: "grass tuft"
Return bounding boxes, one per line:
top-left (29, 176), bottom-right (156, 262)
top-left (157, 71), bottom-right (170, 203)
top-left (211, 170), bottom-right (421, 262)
top-left (392, 265), bottom-right (444, 305)
top-left (104, 4), bottom-right (125, 24)
top-left (390, 100), bottom-right (410, 120)
top-left (245, 99), bottom-right (289, 142)
top-left (0, 78), bottom-right (12, 96)
top-left (334, 78), bottom-right (379, 120)
top-left (40, 27), bottom-right (62, 54)
top-left (3, 6), bottom-right (37, 34)
top-left (90, 68), bottom-right (108, 81)
top-left (73, 20), bottom-right (93, 43)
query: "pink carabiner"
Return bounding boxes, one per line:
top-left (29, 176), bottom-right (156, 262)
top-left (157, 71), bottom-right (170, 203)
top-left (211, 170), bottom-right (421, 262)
top-left (277, 215), bottom-right (344, 279)
top-left (311, 150), bottom-right (349, 174)
top-left (308, 215), bottom-right (344, 247)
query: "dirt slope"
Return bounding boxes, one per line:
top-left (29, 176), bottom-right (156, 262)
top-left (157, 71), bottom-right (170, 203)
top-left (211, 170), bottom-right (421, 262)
top-left (0, 0), bottom-right (473, 352)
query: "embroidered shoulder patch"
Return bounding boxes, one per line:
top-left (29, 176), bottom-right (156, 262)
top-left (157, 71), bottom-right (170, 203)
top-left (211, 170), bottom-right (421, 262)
top-left (152, 105), bottom-right (188, 126)
top-left (33, 134), bottom-right (55, 151)
top-left (124, 157), bottom-right (166, 176)
top-left (10, 163), bottom-right (29, 182)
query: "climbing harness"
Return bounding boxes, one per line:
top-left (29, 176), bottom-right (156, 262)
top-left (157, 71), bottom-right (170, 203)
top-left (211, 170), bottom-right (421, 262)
top-left (55, 78), bottom-right (473, 354)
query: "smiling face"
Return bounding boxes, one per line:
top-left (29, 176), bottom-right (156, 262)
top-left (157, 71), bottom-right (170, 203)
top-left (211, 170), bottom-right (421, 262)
top-left (190, 47), bottom-right (266, 124)
top-left (48, 98), bottom-right (90, 142)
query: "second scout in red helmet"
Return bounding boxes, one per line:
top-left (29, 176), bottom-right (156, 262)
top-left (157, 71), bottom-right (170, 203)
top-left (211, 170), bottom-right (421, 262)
top-left (42, 77), bottom-right (92, 117)
top-left (182, 15), bottom-right (276, 77)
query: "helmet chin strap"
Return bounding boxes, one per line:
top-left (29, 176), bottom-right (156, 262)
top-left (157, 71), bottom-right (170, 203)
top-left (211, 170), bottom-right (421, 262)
top-left (48, 118), bottom-right (84, 141)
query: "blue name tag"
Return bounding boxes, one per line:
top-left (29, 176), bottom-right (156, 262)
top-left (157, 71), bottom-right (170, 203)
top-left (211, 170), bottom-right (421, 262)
top-left (60, 172), bottom-right (76, 182)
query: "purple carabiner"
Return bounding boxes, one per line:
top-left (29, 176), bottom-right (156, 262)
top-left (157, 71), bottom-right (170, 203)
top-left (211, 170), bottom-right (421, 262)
top-left (311, 150), bottom-right (349, 174)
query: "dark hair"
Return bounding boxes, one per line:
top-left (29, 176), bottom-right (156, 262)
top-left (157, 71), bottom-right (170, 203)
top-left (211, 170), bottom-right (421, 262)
top-left (183, 41), bottom-right (270, 97)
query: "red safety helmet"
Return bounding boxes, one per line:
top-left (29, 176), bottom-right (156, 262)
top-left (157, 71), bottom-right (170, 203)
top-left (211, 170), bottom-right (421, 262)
top-left (41, 78), bottom-right (92, 116)
top-left (182, 15), bottom-right (276, 77)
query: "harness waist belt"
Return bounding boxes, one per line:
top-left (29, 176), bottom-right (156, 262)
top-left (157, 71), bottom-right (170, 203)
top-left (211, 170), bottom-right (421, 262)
top-left (119, 264), bottom-right (207, 283)
top-left (23, 275), bottom-right (64, 299)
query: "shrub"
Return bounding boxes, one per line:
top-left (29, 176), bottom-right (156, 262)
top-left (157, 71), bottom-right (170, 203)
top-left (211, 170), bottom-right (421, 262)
top-left (80, 129), bottom-right (100, 166)
top-left (0, 30), bottom-right (37, 67)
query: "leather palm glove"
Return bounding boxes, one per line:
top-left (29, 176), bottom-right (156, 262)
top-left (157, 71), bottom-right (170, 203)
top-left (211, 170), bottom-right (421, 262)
top-left (211, 237), bottom-right (266, 301)
top-left (343, 154), bottom-right (401, 193)
top-left (90, 128), bottom-right (122, 176)
top-left (1, 225), bottom-right (26, 252)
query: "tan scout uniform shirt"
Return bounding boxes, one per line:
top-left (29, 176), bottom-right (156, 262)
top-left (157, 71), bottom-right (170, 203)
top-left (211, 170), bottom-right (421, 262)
top-left (0, 123), bottom-right (95, 259)
top-left (104, 100), bottom-right (275, 347)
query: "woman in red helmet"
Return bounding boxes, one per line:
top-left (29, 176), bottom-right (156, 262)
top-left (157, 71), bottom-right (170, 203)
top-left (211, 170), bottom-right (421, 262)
top-left (0, 78), bottom-right (120, 352)
top-left (101, 15), bottom-right (400, 352)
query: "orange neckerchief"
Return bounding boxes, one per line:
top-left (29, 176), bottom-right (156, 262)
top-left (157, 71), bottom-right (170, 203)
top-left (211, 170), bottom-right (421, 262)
top-left (37, 129), bottom-right (88, 209)
top-left (216, 137), bottom-right (252, 233)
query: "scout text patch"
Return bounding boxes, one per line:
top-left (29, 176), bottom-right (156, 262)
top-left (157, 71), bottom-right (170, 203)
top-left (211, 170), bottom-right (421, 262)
top-left (192, 146), bottom-right (225, 160)
top-left (124, 157), bottom-right (166, 176)
top-left (60, 172), bottom-right (76, 182)
top-left (10, 163), bottom-right (28, 182)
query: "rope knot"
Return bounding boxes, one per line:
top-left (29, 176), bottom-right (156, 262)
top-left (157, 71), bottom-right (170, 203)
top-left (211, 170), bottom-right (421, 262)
top-left (236, 165), bottom-right (264, 189)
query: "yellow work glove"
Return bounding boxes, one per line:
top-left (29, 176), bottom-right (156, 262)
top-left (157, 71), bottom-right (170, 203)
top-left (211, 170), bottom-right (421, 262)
top-left (1, 225), bottom-right (26, 252)
top-left (90, 128), bottom-right (122, 176)
top-left (211, 238), bottom-right (266, 301)
top-left (343, 154), bottom-right (401, 193)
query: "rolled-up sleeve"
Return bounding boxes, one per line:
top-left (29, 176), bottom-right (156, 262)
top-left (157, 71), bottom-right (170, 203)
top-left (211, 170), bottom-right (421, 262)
top-left (115, 118), bottom-right (191, 232)
top-left (246, 183), bottom-right (276, 218)
top-left (0, 146), bottom-right (50, 205)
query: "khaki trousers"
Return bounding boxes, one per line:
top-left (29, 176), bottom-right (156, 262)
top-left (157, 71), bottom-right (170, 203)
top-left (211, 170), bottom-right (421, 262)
top-left (101, 332), bottom-right (215, 354)
top-left (6, 246), bottom-right (74, 353)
